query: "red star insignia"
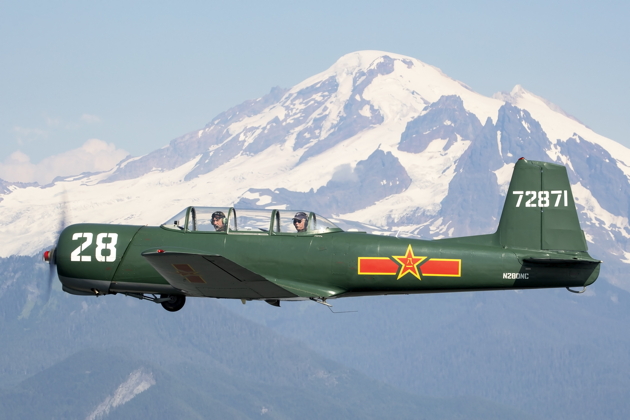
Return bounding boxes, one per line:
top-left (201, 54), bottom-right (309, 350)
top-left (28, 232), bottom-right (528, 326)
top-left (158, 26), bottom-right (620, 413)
top-left (392, 245), bottom-right (426, 280)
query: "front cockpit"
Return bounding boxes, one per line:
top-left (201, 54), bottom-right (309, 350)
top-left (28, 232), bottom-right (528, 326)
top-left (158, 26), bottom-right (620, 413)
top-left (161, 207), bottom-right (343, 235)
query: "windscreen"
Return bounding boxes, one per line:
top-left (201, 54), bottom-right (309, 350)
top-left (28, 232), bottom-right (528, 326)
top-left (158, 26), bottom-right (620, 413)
top-left (310, 213), bottom-right (342, 233)
top-left (161, 208), bottom-right (188, 231)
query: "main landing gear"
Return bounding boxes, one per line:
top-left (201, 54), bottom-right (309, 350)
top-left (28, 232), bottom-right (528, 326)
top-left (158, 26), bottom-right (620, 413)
top-left (160, 294), bottom-right (186, 312)
top-left (121, 293), bottom-right (186, 312)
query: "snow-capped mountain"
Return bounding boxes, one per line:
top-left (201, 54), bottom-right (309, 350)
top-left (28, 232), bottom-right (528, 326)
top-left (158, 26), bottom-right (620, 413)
top-left (1, 50), bottom-right (629, 289)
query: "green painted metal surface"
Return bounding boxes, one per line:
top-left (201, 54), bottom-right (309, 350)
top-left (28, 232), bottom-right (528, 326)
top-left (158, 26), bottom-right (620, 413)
top-left (50, 159), bottom-right (601, 306)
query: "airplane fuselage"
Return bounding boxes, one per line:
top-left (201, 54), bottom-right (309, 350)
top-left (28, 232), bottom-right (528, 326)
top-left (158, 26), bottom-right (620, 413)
top-left (56, 223), bottom-right (600, 300)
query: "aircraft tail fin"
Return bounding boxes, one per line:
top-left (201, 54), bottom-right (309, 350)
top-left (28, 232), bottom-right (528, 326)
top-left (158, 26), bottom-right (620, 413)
top-left (497, 158), bottom-right (587, 251)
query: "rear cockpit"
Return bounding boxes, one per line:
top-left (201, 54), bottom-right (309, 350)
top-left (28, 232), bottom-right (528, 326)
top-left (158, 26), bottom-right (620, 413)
top-left (161, 207), bottom-right (343, 235)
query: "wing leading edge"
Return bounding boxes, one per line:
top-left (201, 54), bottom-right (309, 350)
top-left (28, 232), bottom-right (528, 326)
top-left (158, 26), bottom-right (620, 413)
top-left (142, 251), bottom-right (297, 299)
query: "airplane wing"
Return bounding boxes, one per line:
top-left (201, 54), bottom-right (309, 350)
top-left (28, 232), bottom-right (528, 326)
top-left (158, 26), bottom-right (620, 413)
top-left (141, 251), bottom-right (298, 299)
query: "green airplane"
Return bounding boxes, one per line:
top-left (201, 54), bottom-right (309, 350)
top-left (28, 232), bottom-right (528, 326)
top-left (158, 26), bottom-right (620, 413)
top-left (43, 158), bottom-right (601, 312)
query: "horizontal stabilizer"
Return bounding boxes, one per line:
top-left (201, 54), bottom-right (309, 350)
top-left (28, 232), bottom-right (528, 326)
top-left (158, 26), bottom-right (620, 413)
top-left (522, 257), bottom-right (601, 265)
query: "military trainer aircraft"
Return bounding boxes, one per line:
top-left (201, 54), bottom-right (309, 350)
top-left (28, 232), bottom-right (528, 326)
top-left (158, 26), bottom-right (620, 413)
top-left (43, 158), bottom-right (601, 312)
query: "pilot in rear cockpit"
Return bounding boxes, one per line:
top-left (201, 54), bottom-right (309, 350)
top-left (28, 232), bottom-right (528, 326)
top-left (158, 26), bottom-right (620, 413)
top-left (293, 212), bottom-right (308, 232)
top-left (211, 211), bottom-right (227, 232)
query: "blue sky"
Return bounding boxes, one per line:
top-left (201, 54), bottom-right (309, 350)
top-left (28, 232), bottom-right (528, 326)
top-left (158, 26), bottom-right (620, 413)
top-left (1, 0), bottom-right (628, 182)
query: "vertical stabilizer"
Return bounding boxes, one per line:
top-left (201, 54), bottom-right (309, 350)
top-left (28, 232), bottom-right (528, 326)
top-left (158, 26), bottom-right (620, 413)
top-left (498, 158), bottom-right (587, 251)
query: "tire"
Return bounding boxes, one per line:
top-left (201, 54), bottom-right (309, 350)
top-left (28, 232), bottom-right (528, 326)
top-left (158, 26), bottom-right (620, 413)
top-left (161, 294), bottom-right (186, 312)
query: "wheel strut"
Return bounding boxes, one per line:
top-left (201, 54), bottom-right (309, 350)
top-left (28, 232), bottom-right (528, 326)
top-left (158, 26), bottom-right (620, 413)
top-left (122, 293), bottom-right (186, 312)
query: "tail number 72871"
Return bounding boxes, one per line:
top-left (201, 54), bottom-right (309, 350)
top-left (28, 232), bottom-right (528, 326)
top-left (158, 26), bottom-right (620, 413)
top-left (70, 233), bottom-right (119, 262)
top-left (513, 190), bottom-right (568, 208)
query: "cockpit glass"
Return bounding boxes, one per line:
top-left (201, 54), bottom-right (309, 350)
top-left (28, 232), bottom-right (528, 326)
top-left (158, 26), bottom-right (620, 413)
top-left (161, 208), bottom-right (188, 231)
top-left (161, 207), bottom-right (341, 234)
top-left (310, 213), bottom-right (341, 233)
top-left (230, 209), bottom-right (272, 233)
top-left (277, 210), bottom-right (310, 233)
top-left (187, 207), bottom-right (230, 232)
top-left (276, 210), bottom-right (342, 234)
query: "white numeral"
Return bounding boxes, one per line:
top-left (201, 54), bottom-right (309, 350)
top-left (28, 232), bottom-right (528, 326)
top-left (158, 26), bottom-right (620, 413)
top-left (525, 191), bottom-right (537, 207)
top-left (551, 190), bottom-right (562, 207)
top-left (95, 233), bottom-right (118, 262)
top-left (514, 190), bottom-right (568, 207)
top-left (538, 191), bottom-right (549, 207)
top-left (71, 232), bottom-right (118, 262)
top-left (513, 191), bottom-right (524, 207)
top-left (71, 233), bottom-right (93, 261)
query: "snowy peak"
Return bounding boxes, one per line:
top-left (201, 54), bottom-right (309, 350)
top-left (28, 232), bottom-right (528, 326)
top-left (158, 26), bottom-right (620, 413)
top-left (101, 51), bottom-right (503, 184)
top-left (494, 84), bottom-right (583, 125)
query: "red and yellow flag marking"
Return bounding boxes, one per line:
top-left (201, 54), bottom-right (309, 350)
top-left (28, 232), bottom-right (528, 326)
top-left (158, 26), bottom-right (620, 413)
top-left (357, 245), bottom-right (461, 280)
top-left (392, 245), bottom-right (426, 280)
top-left (358, 258), bottom-right (399, 275)
top-left (420, 259), bottom-right (461, 277)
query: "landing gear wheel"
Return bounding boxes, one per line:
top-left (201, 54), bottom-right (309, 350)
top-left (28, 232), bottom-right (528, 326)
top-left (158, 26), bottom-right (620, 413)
top-left (161, 294), bottom-right (186, 312)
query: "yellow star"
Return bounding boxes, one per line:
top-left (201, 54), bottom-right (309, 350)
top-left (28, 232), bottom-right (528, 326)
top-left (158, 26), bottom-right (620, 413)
top-left (392, 245), bottom-right (426, 280)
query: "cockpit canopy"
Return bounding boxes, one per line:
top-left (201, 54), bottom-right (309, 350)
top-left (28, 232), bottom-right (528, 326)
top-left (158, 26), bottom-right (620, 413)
top-left (161, 207), bottom-right (343, 234)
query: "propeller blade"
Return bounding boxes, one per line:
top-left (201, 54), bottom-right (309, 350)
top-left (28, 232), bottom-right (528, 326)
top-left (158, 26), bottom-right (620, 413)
top-left (42, 258), bottom-right (54, 304)
top-left (56, 189), bottom-right (68, 235)
top-left (42, 191), bottom-right (68, 304)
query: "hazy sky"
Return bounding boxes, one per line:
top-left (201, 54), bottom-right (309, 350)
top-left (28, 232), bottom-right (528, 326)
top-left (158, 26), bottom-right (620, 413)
top-left (1, 0), bottom-right (628, 183)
